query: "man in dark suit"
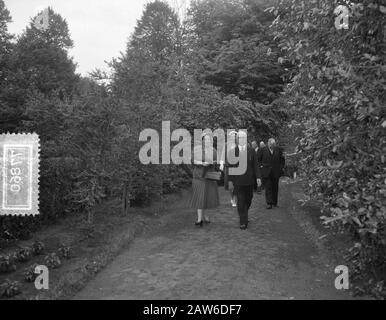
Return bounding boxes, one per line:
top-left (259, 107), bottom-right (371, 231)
top-left (228, 132), bottom-right (261, 230)
top-left (256, 138), bottom-right (285, 209)
top-left (251, 140), bottom-right (262, 194)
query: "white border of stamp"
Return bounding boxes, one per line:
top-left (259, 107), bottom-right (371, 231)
top-left (0, 133), bottom-right (40, 216)
top-left (3, 145), bottom-right (33, 210)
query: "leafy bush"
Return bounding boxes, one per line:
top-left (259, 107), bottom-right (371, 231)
top-left (0, 216), bottom-right (34, 244)
top-left (23, 264), bottom-right (39, 282)
top-left (0, 255), bottom-right (16, 273)
top-left (14, 247), bottom-right (33, 263)
top-left (0, 280), bottom-right (21, 298)
top-left (44, 253), bottom-right (61, 269)
top-left (58, 244), bottom-right (72, 259)
top-left (272, 0), bottom-right (386, 297)
top-left (32, 241), bottom-right (45, 255)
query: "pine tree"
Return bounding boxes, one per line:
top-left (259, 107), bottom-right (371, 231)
top-left (13, 7), bottom-right (79, 98)
top-left (0, 0), bottom-right (15, 132)
top-left (112, 0), bottom-right (181, 102)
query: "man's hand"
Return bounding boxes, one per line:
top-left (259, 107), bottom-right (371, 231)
top-left (256, 179), bottom-right (262, 187)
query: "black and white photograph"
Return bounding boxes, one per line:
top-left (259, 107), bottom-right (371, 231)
top-left (0, 0), bottom-right (385, 308)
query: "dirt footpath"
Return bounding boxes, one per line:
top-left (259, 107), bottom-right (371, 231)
top-left (74, 181), bottom-right (353, 300)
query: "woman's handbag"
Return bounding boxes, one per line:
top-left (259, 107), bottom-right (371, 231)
top-left (204, 170), bottom-right (222, 181)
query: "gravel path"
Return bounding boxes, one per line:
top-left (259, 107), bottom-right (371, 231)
top-left (74, 182), bottom-right (352, 300)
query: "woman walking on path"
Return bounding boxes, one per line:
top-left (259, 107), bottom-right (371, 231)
top-left (189, 133), bottom-right (220, 227)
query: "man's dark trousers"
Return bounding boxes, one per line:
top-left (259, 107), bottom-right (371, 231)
top-left (228, 146), bottom-right (260, 227)
top-left (235, 184), bottom-right (254, 226)
top-left (262, 171), bottom-right (279, 206)
top-left (257, 146), bottom-right (285, 207)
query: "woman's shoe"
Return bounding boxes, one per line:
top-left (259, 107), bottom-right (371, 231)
top-left (204, 219), bottom-right (210, 224)
top-left (195, 221), bottom-right (203, 227)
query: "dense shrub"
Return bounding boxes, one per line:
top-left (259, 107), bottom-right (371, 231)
top-left (0, 255), bottom-right (16, 273)
top-left (23, 264), bottom-right (39, 282)
top-left (272, 0), bottom-right (386, 297)
top-left (0, 280), bottom-right (21, 298)
top-left (44, 253), bottom-right (61, 269)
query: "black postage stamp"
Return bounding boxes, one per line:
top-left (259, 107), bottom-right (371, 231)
top-left (0, 133), bottom-right (40, 216)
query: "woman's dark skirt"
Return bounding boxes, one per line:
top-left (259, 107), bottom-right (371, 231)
top-left (188, 178), bottom-right (220, 209)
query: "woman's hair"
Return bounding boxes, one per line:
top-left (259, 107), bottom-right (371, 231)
top-left (192, 132), bottom-right (217, 164)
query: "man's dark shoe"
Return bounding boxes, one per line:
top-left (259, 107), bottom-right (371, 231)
top-left (266, 204), bottom-right (273, 209)
top-left (240, 224), bottom-right (247, 230)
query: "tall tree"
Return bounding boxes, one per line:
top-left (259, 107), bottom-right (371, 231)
top-left (1, 7), bottom-right (80, 132)
top-left (0, 0), bottom-right (15, 132)
top-left (130, 0), bottom-right (180, 61)
top-left (110, 1), bottom-right (183, 205)
top-left (112, 0), bottom-right (181, 101)
top-left (13, 7), bottom-right (79, 98)
top-left (185, 0), bottom-right (289, 103)
top-left (0, 0), bottom-right (12, 67)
